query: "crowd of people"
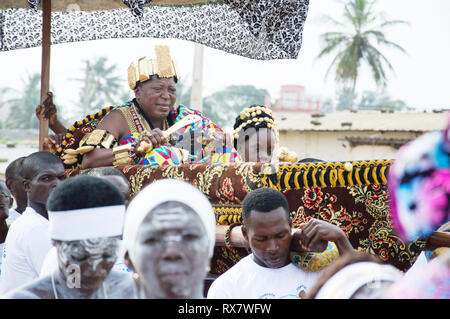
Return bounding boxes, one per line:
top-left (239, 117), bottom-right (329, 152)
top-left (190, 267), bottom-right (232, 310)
top-left (0, 45), bottom-right (448, 299)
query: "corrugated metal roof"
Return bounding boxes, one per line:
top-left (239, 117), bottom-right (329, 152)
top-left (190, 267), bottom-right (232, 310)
top-left (275, 110), bottom-right (449, 132)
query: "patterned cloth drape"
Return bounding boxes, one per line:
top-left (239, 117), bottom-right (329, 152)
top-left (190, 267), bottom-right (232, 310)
top-left (0, 0), bottom-right (309, 60)
top-left (71, 161), bottom-right (426, 275)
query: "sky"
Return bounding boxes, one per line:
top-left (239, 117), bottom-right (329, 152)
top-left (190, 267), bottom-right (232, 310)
top-left (0, 0), bottom-right (450, 117)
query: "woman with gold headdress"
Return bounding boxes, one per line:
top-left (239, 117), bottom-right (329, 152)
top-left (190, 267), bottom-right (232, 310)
top-left (51, 45), bottom-right (239, 169)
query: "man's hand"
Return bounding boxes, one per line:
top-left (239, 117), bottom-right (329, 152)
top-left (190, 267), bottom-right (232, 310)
top-left (36, 92), bottom-right (66, 135)
top-left (36, 92), bottom-right (57, 126)
top-left (290, 218), bottom-right (354, 256)
top-left (42, 133), bottom-right (65, 154)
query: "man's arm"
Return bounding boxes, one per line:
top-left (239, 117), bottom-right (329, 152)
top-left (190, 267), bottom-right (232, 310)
top-left (81, 111), bottom-right (125, 169)
top-left (290, 218), bottom-right (354, 256)
top-left (35, 92), bottom-right (66, 135)
top-left (215, 225), bottom-right (248, 248)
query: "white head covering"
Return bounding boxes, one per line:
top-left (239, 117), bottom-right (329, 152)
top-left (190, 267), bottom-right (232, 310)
top-left (315, 262), bottom-right (404, 299)
top-left (48, 205), bottom-right (125, 240)
top-left (123, 179), bottom-right (216, 261)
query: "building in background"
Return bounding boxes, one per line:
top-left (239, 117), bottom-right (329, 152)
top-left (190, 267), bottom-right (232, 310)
top-left (274, 110), bottom-right (448, 162)
top-left (266, 85), bottom-right (321, 113)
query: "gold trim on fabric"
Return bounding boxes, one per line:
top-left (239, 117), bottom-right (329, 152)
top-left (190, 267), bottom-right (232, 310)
top-left (119, 107), bottom-right (139, 135)
top-left (214, 205), bottom-right (243, 225)
top-left (260, 160), bottom-right (393, 190)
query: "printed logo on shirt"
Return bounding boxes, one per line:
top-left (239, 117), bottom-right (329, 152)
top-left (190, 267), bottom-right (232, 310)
top-left (258, 284), bottom-right (309, 299)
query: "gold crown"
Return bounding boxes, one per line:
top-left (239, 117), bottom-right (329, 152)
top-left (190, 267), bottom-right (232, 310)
top-left (128, 45), bottom-right (179, 90)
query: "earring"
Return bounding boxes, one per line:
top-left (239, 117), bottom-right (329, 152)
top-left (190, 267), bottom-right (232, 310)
top-left (133, 273), bottom-right (139, 281)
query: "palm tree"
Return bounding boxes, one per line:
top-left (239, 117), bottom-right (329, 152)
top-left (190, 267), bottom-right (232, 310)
top-left (317, 0), bottom-right (408, 108)
top-left (72, 57), bottom-right (127, 117)
top-left (3, 73), bottom-right (41, 129)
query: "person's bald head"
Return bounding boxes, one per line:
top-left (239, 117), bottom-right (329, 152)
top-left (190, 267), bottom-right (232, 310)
top-left (82, 167), bottom-right (131, 205)
top-left (0, 180), bottom-right (13, 219)
top-left (5, 157), bottom-right (26, 210)
top-left (5, 156), bottom-right (25, 180)
top-left (21, 152), bottom-right (64, 180)
top-left (21, 152), bottom-right (66, 210)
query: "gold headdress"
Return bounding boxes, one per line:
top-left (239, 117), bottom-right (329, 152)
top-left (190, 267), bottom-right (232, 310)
top-left (127, 45), bottom-right (179, 90)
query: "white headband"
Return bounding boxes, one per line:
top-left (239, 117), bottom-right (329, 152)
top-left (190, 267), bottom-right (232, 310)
top-left (315, 261), bottom-right (404, 299)
top-left (123, 179), bottom-right (216, 262)
top-left (48, 205), bottom-right (126, 241)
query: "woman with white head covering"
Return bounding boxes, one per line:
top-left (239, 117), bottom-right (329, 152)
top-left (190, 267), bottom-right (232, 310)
top-left (123, 179), bottom-right (216, 299)
top-left (306, 251), bottom-right (403, 299)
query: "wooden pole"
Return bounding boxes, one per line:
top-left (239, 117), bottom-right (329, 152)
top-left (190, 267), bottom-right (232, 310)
top-left (39, 0), bottom-right (51, 151)
top-left (190, 43), bottom-right (204, 112)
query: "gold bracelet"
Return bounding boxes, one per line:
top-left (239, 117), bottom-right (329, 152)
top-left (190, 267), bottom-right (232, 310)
top-left (112, 144), bottom-right (134, 167)
top-left (225, 223), bottom-right (240, 250)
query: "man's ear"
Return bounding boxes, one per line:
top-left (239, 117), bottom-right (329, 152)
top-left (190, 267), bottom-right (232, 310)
top-left (8, 196), bottom-right (13, 209)
top-left (241, 225), bottom-right (249, 243)
top-left (124, 251), bottom-right (135, 273)
top-left (5, 178), bottom-right (12, 192)
top-left (134, 86), bottom-right (140, 101)
top-left (23, 179), bottom-right (31, 193)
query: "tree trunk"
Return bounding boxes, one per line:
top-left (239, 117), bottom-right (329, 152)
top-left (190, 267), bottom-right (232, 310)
top-left (349, 75), bottom-right (357, 110)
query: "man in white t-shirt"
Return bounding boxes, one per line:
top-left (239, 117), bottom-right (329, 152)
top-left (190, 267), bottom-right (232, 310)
top-left (1, 157), bottom-right (27, 274)
top-left (0, 151), bottom-right (66, 294)
top-left (207, 187), bottom-right (354, 299)
top-left (4, 175), bottom-right (133, 299)
top-left (0, 181), bottom-right (14, 273)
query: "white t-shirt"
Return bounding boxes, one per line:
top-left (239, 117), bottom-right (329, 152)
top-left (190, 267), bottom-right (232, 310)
top-left (39, 240), bottom-right (130, 277)
top-left (0, 209), bottom-right (23, 276)
top-left (207, 254), bottom-right (323, 299)
top-left (403, 251), bottom-right (428, 279)
top-left (6, 209), bottom-right (22, 224)
top-left (0, 207), bottom-right (52, 295)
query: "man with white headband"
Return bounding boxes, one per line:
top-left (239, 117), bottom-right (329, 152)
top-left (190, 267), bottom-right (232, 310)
top-left (3, 175), bottom-right (133, 299)
top-left (39, 167), bottom-right (132, 277)
top-left (123, 179), bottom-right (215, 299)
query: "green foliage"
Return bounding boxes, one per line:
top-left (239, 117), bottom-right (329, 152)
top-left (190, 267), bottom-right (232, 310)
top-left (71, 57), bottom-right (129, 119)
top-left (335, 88), bottom-right (407, 111)
top-left (357, 90), bottom-right (406, 111)
top-left (317, 0), bottom-right (408, 108)
top-left (2, 73), bottom-right (41, 129)
top-left (202, 85), bottom-right (269, 129)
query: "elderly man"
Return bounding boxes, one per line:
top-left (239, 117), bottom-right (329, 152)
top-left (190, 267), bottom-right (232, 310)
top-left (207, 187), bottom-right (354, 299)
top-left (0, 152), bottom-right (66, 294)
top-left (3, 175), bottom-right (133, 299)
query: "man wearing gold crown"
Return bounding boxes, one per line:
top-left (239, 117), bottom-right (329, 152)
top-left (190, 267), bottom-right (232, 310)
top-left (40, 45), bottom-right (240, 169)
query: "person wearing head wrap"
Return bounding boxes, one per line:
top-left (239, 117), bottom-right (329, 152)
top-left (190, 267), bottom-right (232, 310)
top-left (306, 251), bottom-right (403, 299)
top-left (123, 179), bottom-right (215, 299)
top-left (385, 116), bottom-right (450, 299)
top-left (388, 126), bottom-right (450, 242)
top-left (2, 175), bottom-right (133, 299)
